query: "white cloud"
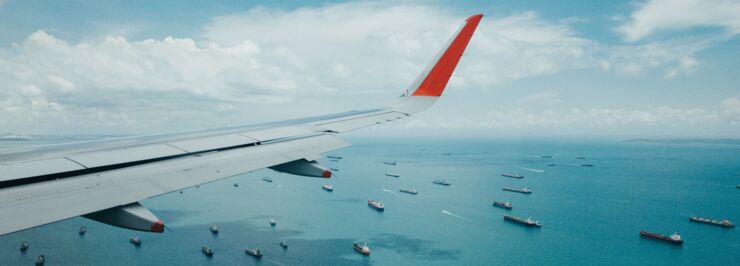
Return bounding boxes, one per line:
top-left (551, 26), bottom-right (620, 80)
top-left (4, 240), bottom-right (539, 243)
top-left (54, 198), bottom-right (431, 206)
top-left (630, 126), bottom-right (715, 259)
top-left (721, 97), bottom-right (740, 125)
top-left (617, 0), bottom-right (740, 42)
top-left (0, 3), bottom-right (601, 134)
top-left (0, 2), bottom-right (736, 136)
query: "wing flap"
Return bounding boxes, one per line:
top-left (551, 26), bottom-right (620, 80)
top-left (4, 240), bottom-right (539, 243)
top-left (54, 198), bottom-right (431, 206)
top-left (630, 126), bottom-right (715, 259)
top-left (0, 158), bottom-right (85, 182)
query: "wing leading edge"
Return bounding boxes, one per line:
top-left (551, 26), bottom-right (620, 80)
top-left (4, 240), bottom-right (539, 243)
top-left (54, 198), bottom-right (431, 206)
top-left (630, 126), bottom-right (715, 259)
top-left (0, 14), bottom-right (483, 236)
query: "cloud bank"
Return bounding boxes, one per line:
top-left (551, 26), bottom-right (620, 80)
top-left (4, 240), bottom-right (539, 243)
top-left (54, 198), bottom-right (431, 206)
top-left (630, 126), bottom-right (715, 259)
top-left (0, 2), bottom-right (737, 136)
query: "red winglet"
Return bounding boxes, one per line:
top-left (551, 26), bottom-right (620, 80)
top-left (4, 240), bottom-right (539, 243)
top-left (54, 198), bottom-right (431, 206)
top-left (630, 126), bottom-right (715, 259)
top-left (151, 220), bottom-right (165, 233)
top-left (411, 14), bottom-right (483, 97)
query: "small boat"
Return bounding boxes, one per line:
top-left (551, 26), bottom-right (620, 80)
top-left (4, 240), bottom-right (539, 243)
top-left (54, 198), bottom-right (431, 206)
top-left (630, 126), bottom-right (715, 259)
top-left (576, 157), bottom-right (586, 159)
top-left (202, 246), bottom-right (214, 257)
top-left (547, 164), bottom-right (556, 167)
top-left (442, 153), bottom-right (451, 156)
top-left (540, 155), bottom-right (552, 158)
top-left (368, 200), bottom-right (384, 211)
top-left (79, 226), bottom-right (87, 235)
top-left (433, 179), bottom-right (451, 186)
top-left (736, 184), bottom-right (739, 189)
top-left (322, 184), bottom-right (334, 191)
top-left (399, 188), bottom-right (418, 195)
top-left (35, 255), bottom-right (45, 266)
top-left (130, 237), bottom-right (142, 246)
top-left (502, 187), bottom-right (532, 194)
top-left (20, 241), bottom-right (29, 252)
top-left (245, 247), bottom-right (263, 258)
top-left (327, 155), bottom-right (342, 160)
top-left (279, 240), bottom-right (288, 249)
top-left (209, 225), bottom-right (219, 234)
top-left (504, 215), bottom-right (541, 227)
top-left (640, 230), bottom-right (683, 245)
top-left (385, 173), bottom-right (400, 178)
top-left (262, 177), bottom-right (273, 182)
top-left (233, 183), bottom-right (239, 187)
top-left (330, 168), bottom-right (339, 171)
top-left (269, 218), bottom-right (276, 226)
top-left (689, 216), bottom-right (735, 228)
top-left (580, 164), bottom-right (594, 167)
top-left (493, 201), bottom-right (513, 210)
top-left (353, 242), bottom-right (370, 255)
top-left (329, 159), bottom-right (339, 162)
top-left (502, 173), bottom-right (524, 179)
top-left (179, 190), bottom-right (183, 194)
top-left (383, 161), bottom-right (397, 165)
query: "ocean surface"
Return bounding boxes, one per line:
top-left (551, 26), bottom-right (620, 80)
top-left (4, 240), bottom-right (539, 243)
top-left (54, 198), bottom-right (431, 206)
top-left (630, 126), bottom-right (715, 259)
top-left (1, 137), bottom-right (738, 265)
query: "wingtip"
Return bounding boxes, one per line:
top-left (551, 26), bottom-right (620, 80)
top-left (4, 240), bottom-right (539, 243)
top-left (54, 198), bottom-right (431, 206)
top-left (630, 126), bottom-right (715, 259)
top-left (407, 13), bottom-right (484, 97)
top-left (467, 14), bottom-right (484, 21)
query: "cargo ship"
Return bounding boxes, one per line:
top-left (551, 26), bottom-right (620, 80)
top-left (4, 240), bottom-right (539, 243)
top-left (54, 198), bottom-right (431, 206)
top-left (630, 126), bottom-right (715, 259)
top-left (368, 200), bottom-right (384, 211)
top-left (383, 161), bottom-right (397, 165)
top-left (502, 173), bottom-right (524, 179)
top-left (322, 184), bottom-right (334, 191)
top-left (202, 246), bottom-right (214, 257)
top-left (502, 187), bottom-right (531, 194)
top-left (327, 155), bottom-right (342, 160)
top-left (245, 247), bottom-right (263, 258)
top-left (581, 164), bottom-right (594, 167)
top-left (262, 177), bottom-right (273, 182)
top-left (504, 215), bottom-right (541, 227)
top-left (399, 188), bottom-right (418, 195)
top-left (689, 216), bottom-right (735, 228)
top-left (433, 180), bottom-right (451, 186)
top-left (353, 242), bottom-right (371, 255)
top-left (540, 155), bottom-right (552, 158)
top-left (639, 230), bottom-right (683, 245)
top-left (493, 201), bottom-right (512, 209)
top-left (385, 173), bottom-right (400, 178)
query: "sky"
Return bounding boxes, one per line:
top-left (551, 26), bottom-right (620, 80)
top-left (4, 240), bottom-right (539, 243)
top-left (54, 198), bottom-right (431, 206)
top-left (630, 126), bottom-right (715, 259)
top-left (0, 0), bottom-right (739, 138)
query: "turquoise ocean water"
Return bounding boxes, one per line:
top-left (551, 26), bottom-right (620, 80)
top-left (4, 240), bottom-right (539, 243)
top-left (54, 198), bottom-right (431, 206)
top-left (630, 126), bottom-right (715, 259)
top-left (1, 137), bottom-right (738, 265)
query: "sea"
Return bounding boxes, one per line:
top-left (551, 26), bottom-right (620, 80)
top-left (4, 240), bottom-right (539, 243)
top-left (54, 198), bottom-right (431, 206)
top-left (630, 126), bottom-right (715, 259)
top-left (1, 137), bottom-right (738, 265)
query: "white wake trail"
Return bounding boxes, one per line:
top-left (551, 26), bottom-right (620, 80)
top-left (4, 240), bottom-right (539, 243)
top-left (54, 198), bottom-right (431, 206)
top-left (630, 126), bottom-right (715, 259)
top-left (518, 166), bottom-right (544, 173)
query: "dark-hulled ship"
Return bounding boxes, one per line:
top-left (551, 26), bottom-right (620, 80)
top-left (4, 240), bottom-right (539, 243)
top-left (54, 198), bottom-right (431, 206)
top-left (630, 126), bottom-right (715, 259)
top-left (502, 187), bottom-right (531, 194)
top-left (245, 247), bottom-right (263, 258)
top-left (368, 200), bottom-right (384, 211)
top-left (493, 201), bottom-right (512, 209)
top-left (202, 246), bottom-right (214, 257)
top-left (504, 215), bottom-right (540, 227)
top-left (501, 173), bottom-right (523, 179)
top-left (399, 188), bottom-right (418, 195)
top-left (639, 230), bottom-right (683, 245)
top-left (353, 242), bottom-right (370, 256)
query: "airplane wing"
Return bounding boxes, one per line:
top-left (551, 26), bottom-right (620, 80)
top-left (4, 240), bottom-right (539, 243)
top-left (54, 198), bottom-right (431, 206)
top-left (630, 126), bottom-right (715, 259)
top-left (0, 14), bottom-right (483, 236)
